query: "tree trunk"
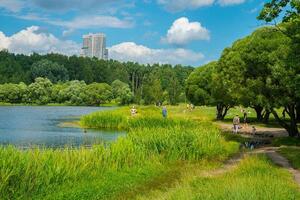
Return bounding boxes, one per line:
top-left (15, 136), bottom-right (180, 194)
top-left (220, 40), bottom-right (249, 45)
top-left (296, 103), bottom-right (300, 122)
top-left (253, 105), bottom-right (264, 121)
top-left (262, 109), bottom-right (271, 124)
top-left (216, 104), bottom-right (230, 120)
top-left (131, 72), bottom-right (135, 96)
top-left (272, 106), bottom-right (299, 137)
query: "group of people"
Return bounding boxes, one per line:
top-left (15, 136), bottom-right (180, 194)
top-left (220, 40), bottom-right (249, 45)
top-left (232, 109), bottom-right (256, 135)
top-left (130, 105), bottom-right (168, 118)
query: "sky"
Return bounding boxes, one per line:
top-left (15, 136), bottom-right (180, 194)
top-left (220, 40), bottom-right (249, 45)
top-left (0, 0), bottom-right (266, 66)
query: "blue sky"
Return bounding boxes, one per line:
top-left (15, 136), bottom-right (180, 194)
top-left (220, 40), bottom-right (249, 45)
top-left (0, 0), bottom-right (265, 66)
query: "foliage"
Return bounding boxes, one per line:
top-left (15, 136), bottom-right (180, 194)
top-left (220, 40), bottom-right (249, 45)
top-left (0, 52), bottom-right (193, 105)
top-left (27, 77), bottom-right (53, 105)
top-left (31, 59), bottom-right (69, 83)
top-left (111, 80), bottom-right (133, 105)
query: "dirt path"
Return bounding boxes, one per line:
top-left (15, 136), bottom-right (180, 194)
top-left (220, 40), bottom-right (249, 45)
top-left (217, 122), bottom-right (288, 138)
top-left (200, 153), bottom-right (244, 177)
top-left (252, 147), bottom-right (300, 186)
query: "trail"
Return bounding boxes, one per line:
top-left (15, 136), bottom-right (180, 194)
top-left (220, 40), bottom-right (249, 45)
top-left (253, 147), bottom-right (300, 185)
top-left (217, 122), bottom-right (288, 138)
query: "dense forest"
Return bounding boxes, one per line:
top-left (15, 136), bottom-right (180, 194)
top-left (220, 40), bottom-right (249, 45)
top-left (0, 51), bottom-right (193, 105)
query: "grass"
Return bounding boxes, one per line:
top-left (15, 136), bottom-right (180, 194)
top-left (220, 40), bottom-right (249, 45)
top-left (279, 147), bottom-right (300, 170)
top-left (1, 105), bottom-right (299, 199)
top-left (0, 105), bottom-right (239, 199)
top-left (272, 137), bottom-right (300, 147)
top-left (136, 155), bottom-right (300, 200)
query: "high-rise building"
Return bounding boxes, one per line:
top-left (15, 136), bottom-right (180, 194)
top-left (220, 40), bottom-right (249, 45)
top-left (82, 33), bottom-right (108, 60)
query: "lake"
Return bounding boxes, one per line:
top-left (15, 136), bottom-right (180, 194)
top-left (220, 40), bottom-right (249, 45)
top-left (0, 106), bottom-right (125, 148)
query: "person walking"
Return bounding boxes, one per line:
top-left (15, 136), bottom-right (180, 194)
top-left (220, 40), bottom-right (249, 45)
top-left (162, 106), bottom-right (167, 118)
top-left (233, 115), bottom-right (240, 134)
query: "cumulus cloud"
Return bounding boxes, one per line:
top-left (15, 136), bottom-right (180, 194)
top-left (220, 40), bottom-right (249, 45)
top-left (0, 26), bottom-right (80, 55)
top-left (0, 0), bottom-right (24, 12)
top-left (109, 42), bottom-right (204, 65)
top-left (157, 0), bottom-right (246, 11)
top-left (162, 17), bottom-right (210, 46)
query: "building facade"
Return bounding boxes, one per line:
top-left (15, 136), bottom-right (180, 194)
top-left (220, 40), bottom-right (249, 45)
top-left (82, 33), bottom-right (108, 60)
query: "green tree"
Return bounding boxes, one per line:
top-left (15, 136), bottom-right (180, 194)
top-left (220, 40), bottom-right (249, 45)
top-left (111, 80), bottom-right (133, 105)
top-left (186, 61), bottom-right (235, 120)
top-left (85, 83), bottom-right (112, 106)
top-left (142, 73), bottom-right (163, 105)
top-left (59, 80), bottom-right (87, 105)
top-left (31, 59), bottom-right (69, 83)
top-left (28, 78), bottom-right (53, 105)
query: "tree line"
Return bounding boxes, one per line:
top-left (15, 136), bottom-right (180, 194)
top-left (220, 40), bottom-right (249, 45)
top-left (186, 0), bottom-right (300, 137)
top-left (0, 77), bottom-right (134, 106)
top-left (0, 52), bottom-right (193, 105)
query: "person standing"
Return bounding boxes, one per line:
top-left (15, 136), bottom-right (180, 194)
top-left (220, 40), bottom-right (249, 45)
top-left (130, 106), bottom-right (137, 116)
top-left (233, 115), bottom-right (240, 134)
top-left (243, 109), bottom-right (248, 124)
top-left (162, 106), bottom-right (167, 118)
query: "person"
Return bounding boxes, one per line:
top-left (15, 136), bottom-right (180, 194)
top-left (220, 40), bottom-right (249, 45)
top-left (186, 104), bottom-right (190, 111)
top-left (251, 126), bottom-right (256, 135)
top-left (233, 115), bottom-right (240, 134)
top-left (162, 106), bottom-right (167, 118)
top-left (243, 109), bottom-right (248, 124)
top-left (130, 106), bottom-right (137, 116)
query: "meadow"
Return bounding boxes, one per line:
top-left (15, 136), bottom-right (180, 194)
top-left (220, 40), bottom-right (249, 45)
top-left (0, 105), bottom-right (299, 199)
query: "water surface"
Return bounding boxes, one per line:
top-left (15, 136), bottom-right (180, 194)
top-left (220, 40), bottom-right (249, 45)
top-left (0, 106), bottom-right (125, 148)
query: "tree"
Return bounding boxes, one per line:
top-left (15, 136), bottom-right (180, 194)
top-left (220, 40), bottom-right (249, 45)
top-left (59, 80), bottom-right (87, 105)
top-left (85, 83), bottom-right (112, 106)
top-left (112, 80), bottom-right (133, 105)
top-left (258, 0), bottom-right (300, 136)
top-left (0, 83), bottom-right (27, 103)
top-left (31, 59), bottom-right (69, 83)
top-left (186, 62), bottom-right (234, 120)
top-left (142, 73), bottom-right (163, 105)
top-left (28, 78), bottom-right (53, 105)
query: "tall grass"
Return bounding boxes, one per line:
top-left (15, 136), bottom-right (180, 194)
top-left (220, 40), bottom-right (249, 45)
top-left (0, 106), bottom-right (239, 199)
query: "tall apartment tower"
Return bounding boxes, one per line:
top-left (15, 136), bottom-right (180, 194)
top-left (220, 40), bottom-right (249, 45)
top-left (82, 33), bottom-right (108, 60)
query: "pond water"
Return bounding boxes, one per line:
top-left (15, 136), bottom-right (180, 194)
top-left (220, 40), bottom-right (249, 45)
top-left (0, 106), bottom-right (125, 148)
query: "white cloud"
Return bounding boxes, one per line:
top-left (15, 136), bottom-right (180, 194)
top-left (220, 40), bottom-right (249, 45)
top-left (218, 0), bottom-right (245, 6)
top-left (0, 27), bottom-right (204, 65)
top-left (48, 15), bottom-right (134, 29)
top-left (0, 0), bottom-right (24, 12)
top-left (0, 26), bottom-right (80, 55)
top-left (157, 0), bottom-right (214, 12)
top-left (162, 17), bottom-right (210, 46)
top-left (109, 42), bottom-right (204, 65)
top-left (157, 0), bottom-right (246, 11)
